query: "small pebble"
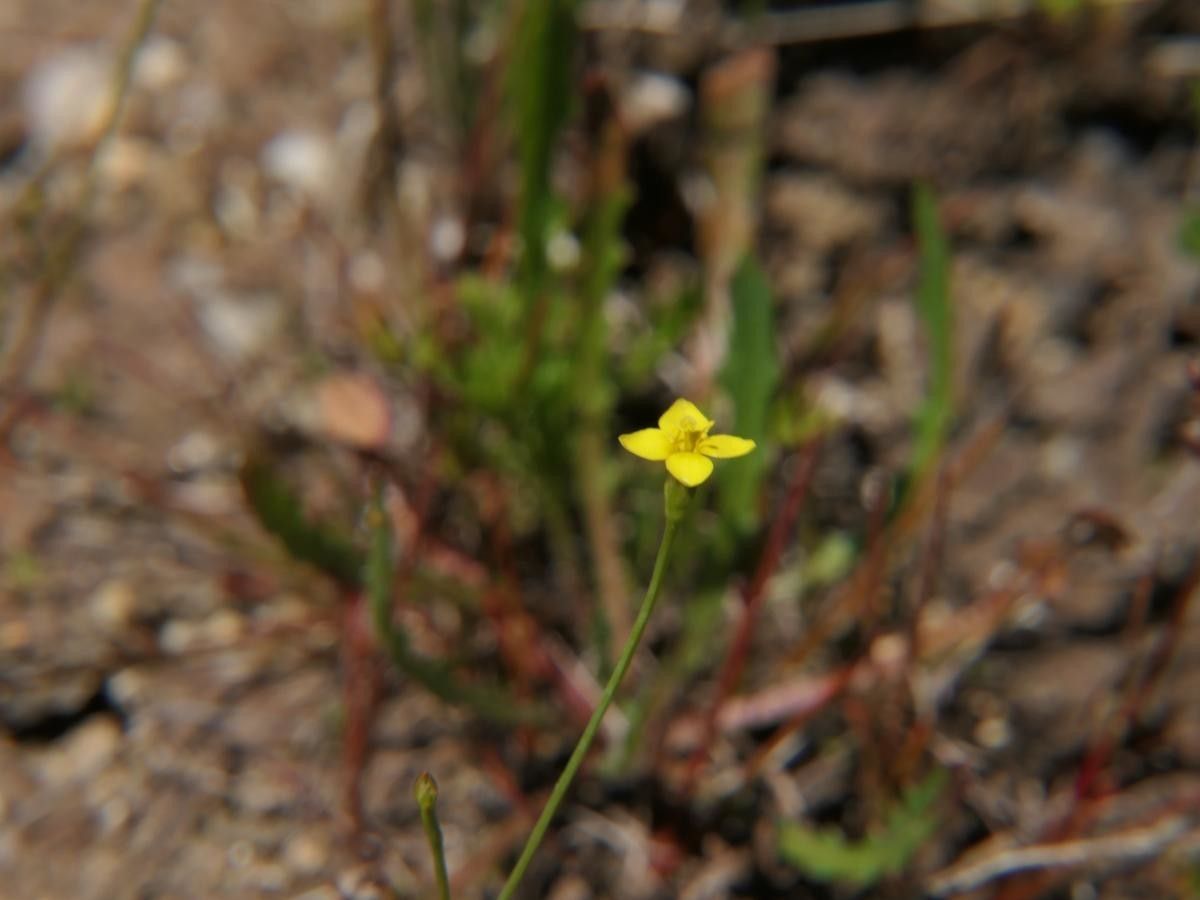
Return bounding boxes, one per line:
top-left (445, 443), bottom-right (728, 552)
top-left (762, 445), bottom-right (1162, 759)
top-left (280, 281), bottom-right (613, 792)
top-left (89, 579), bottom-right (137, 630)
top-left (0, 619), bottom-right (31, 650)
top-left (245, 861), bottom-right (289, 892)
top-left (96, 137), bottom-right (155, 190)
top-left (160, 619), bottom-right (201, 655)
top-left (283, 832), bottom-right (329, 875)
top-left (107, 667), bottom-right (150, 709)
top-left (870, 632), bottom-right (908, 676)
top-left (336, 867), bottom-right (386, 900)
top-left (975, 716), bottom-right (1012, 750)
top-left (261, 129), bottom-right (337, 206)
top-left (232, 767), bottom-right (300, 815)
top-left (292, 888), bottom-right (339, 900)
top-left (622, 71), bottom-right (690, 134)
top-left (547, 230), bottom-right (581, 272)
top-left (203, 610), bottom-right (245, 647)
top-left (167, 431), bottom-right (223, 475)
top-left (227, 840), bottom-right (255, 869)
top-left (98, 796), bottom-right (132, 834)
top-left (429, 216), bottom-right (465, 263)
top-left (213, 177), bottom-right (260, 237)
top-left (22, 45), bottom-right (112, 153)
top-left (194, 292), bottom-right (282, 363)
top-left (348, 251), bottom-right (386, 293)
top-left (134, 35), bottom-right (187, 91)
top-left (33, 715), bottom-right (121, 786)
top-left (1146, 37), bottom-right (1200, 81)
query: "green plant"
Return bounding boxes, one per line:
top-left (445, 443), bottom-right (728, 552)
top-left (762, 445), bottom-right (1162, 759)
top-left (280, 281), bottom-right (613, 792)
top-left (1037, 0), bottom-right (1085, 18)
top-left (364, 486), bottom-right (540, 725)
top-left (779, 768), bottom-right (948, 887)
top-left (910, 182), bottom-right (954, 482)
top-left (1180, 209), bottom-right (1200, 259)
top-left (415, 773), bottom-right (451, 900)
top-left (241, 458), bottom-right (537, 724)
top-left (717, 255), bottom-right (781, 534)
top-left (497, 399), bottom-right (757, 899)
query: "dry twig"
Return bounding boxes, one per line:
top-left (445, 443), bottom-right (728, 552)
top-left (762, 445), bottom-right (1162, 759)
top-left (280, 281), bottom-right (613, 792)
top-left (927, 816), bottom-right (1197, 896)
top-left (0, 0), bottom-right (165, 440)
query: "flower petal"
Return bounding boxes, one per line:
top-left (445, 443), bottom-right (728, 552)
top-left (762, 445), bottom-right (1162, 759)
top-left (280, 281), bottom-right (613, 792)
top-left (699, 434), bottom-right (756, 459)
top-left (658, 398), bottom-right (713, 437)
top-left (666, 451), bottom-right (714, 487)
top-left (619, 428), bottom-right (671, 461)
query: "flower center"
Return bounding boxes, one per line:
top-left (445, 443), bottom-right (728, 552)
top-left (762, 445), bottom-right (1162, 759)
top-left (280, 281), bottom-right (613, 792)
top-left (671, 416), bottom-right (706, 453)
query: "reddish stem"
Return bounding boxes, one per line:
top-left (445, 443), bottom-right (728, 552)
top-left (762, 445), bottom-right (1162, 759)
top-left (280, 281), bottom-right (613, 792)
top-left (743, 661), bottom-right (857, 781)
top-left (996, 558), bottom-right (1200, 900)
top-left (341, 590), bottom-right (383, 837)
top-left (908, 462), bottom-right (949, 668)
top-left (1071, 566), bottom-right (1156, 809)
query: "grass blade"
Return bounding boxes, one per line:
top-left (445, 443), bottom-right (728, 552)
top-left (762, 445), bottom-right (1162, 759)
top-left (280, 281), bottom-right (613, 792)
top-left (717, 254), bottom-right (780, 533)
top-left (910, 183), bottom-right (953, 479)
top-left (240, 457), bottom-right (363, 586)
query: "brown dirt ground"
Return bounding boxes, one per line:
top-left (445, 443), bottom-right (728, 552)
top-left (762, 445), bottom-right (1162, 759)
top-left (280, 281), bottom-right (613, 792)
top-left (2, 1), bottom-right (1200, 898)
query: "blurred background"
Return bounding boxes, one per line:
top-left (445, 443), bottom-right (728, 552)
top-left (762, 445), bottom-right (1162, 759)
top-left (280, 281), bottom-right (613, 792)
top-left (2, 0), bottom-right (1200, 897)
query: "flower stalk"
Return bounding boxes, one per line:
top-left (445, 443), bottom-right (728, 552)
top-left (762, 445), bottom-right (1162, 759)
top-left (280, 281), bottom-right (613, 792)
top-left (415, 773), bottom-right (451, 900)
top-left (497, 482), bottom-right (686, 899)
top-left (499, 399), bottom-right (752, 898)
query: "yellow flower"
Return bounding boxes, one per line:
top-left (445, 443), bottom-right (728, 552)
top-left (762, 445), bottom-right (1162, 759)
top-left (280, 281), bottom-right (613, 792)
top-left (619, 398), bottom-right (756, 487)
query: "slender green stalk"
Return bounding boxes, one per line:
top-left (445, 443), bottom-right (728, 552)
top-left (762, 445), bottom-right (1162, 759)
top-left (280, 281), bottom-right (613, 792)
top-left (573, 118), bottom-right (633, 658)
top-left (415, 773), bottom-right (451, 900)
top-left (498, 497), bottom-right (683, 899)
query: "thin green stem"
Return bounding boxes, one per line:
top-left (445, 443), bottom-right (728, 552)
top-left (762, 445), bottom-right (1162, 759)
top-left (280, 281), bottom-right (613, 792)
top-left (415, 773), bottom-right (451, 900)
top-left (498, 514), bottom-right (680, 899)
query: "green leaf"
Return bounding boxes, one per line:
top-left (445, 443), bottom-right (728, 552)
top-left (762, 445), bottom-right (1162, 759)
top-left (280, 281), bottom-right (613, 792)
top-left (573, 183), bottom-right (630, 418)
top-left (803, 531), bottom-right (858, 589)
top-left (880, 767), bottom-right (946, 869)
top-left (1037, 0), bottom-right (1084, 18)
top-left (779, 821), bottom-right (892, 886)
top-left (1180, 208), bottom-right (1200, 259)
top-left (509, 0), bottom-right (577, 305)
top-left (910, 183), bottom-right (953, 479)
top-left (240, 457), bottom-right (363, 586)
top-left (365, 489), bottom-right (398, 635)
top-left (717, 254), bottom-right (780, 533)
top-left (778, 768), bottom-right (947, 887)
top-left (4, 550), bottom-right (43, 591)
